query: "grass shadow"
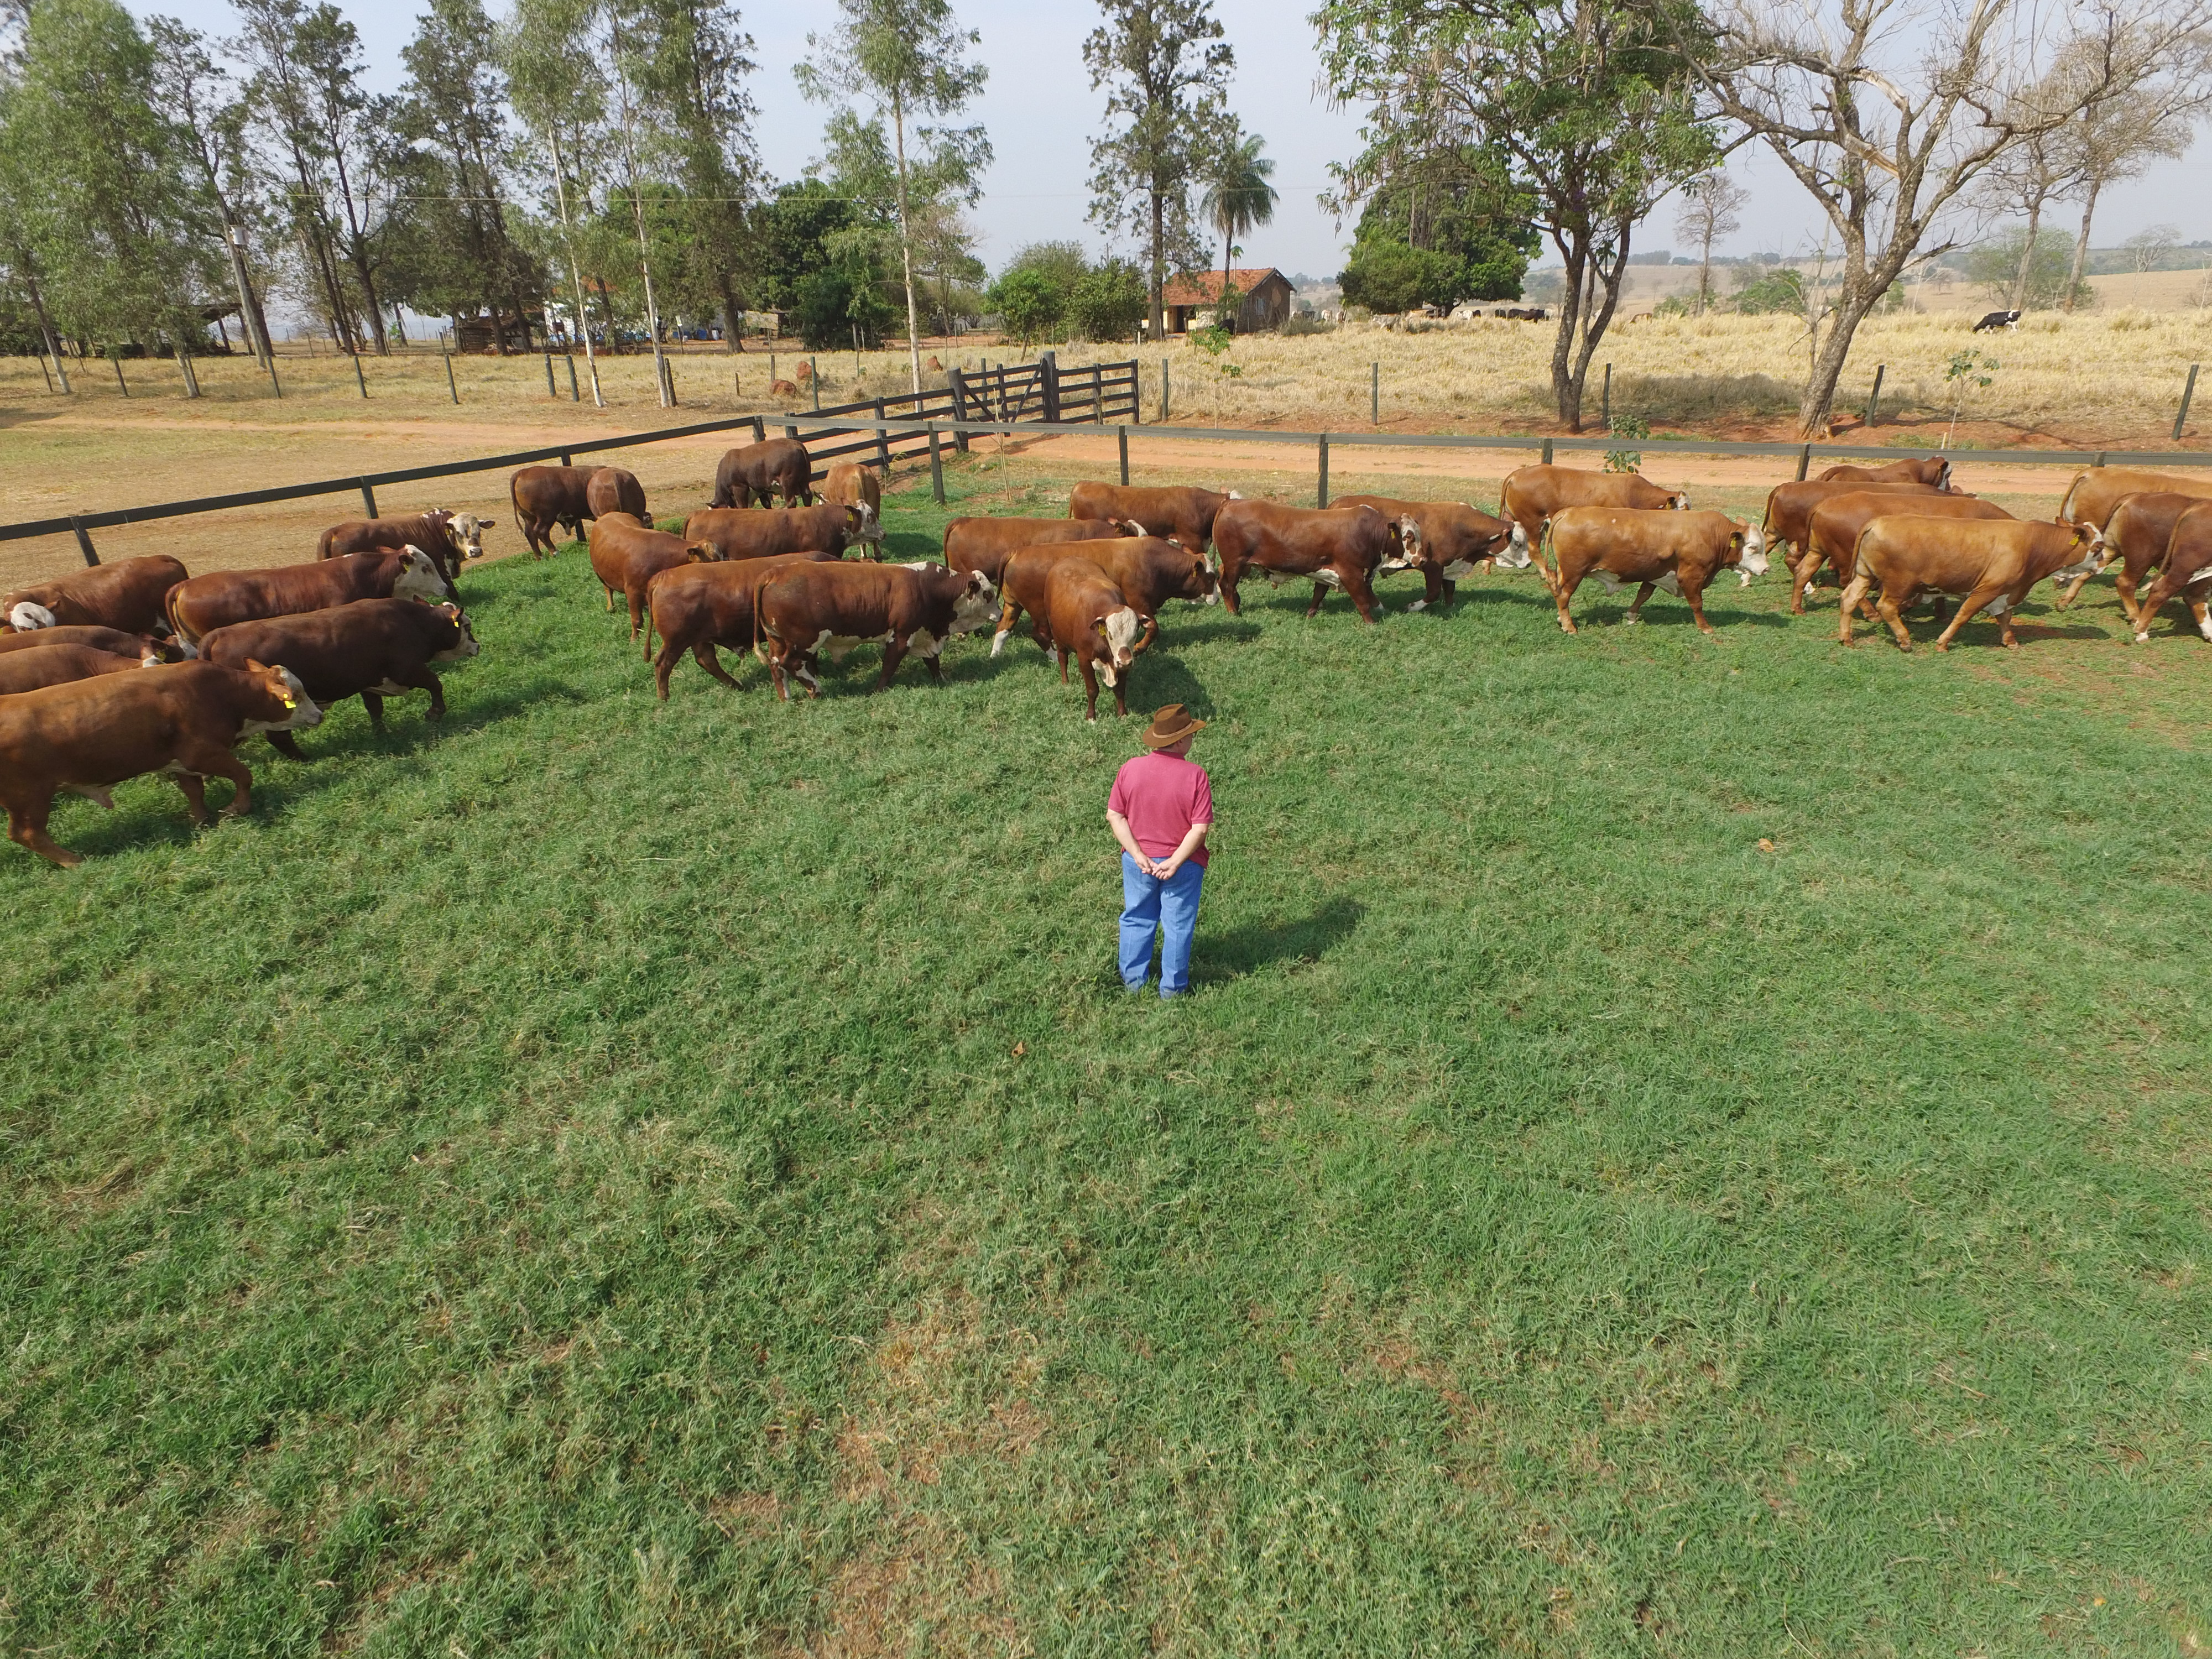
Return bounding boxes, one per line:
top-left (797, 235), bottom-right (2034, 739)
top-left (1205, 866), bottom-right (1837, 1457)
top-left (1197, 896), bottom-right (1366, 982)
top-left (1125, 651), bottom-right (1212, 714)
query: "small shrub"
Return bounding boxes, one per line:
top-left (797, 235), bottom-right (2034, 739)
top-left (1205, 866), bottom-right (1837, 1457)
top-left (1191, 324), bottom-right (1234, 357)
top-left (1604, 412), bottom-right (1650, 473)
top-left (1652, 295), bottom-right (1691, 319)
top-left (1283, 313), bottom-right (1335, 336)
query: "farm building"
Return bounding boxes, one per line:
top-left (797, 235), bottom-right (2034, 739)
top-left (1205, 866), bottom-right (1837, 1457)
top-left (1160, 268), bottom-right (1295, 335)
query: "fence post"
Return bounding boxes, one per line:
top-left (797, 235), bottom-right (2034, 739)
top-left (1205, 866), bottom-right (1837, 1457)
top-left (559, 450), bottom-right (572, 467)
top-left (1162, 359), bottom-right (1171, 422)
top-left (358, 478), bottom-right (377, 519)
top-left (785, 424), bottom-right (800, 445)
top-left (1865, 364), bottom-right (1885, 427)
top-left (267, 354), bottom-right (283, 399)
top-left (70, 515), bottom-right (100, 567)
top-left (949, 367), bottom-right (970, 453)
top-left (111, 354), bottom-right (129, 397)
top-left (1541, 437), bottom-right (1553, 465)
top-left (874, 398), bottom-right (892, 474)
top-left (662, 357), bottom-right (679, 406)
top-left (2094, 451), bottom-right (2106, 469)
top-left (1118, 424), bottom-right (1130, 486)
top-left (1092, 362), bottom-right (1104, 422)
top-left (567, 354), bottom-right (581, 401)
top-left (443, 347), bottom-right (458, 404)
top-left (2176, 363), bottom-right (2200, 441)
top-left (1795, 443), bottom-right (1812, 482)
top-left (178, 352), bottom-right (201, 399)
top-left (36, 353), bottom-right (52, 393)
top-left (1601, 362), bottom-right (1611, 429)
top-left (1371, 361), bottom-right (1379, 425)
top-left (928, 422), bottom-right (946, 505)
top-left (545, 352), bottom-right (557, 398)
top-left (1039, 351), bottom-right (1061, 424)
top-left (750, 416), bottom-right (765, 445)
top-left (1317, 432), bottom-right (1329, 508)
top-left (353, 352), bottom-right (368, 399)
top-left (810, 357), bottom-right (820, 413)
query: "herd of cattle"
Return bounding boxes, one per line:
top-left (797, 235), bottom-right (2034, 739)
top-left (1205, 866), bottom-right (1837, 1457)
top-left (0, 428), bottom-right (2208, 868)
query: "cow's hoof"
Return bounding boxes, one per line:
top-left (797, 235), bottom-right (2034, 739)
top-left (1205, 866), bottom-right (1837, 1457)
top-left (1406, 599), bottom-right (1427, 612)
top-left (1621, 615), bottom-right (1641, 626)
top-left (2134, 633), bottom-right (2151, 644)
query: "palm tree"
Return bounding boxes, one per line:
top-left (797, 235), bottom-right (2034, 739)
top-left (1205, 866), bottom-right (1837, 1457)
top-left (1200, 131), bottom-right (1277, 328)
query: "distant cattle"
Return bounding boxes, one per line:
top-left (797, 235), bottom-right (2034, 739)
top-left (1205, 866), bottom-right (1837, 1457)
top-left (0, 660), bottom-right (322, 867)
top-left (509, 465), bottom-right (602, 556)
top-left (2128, 502), bottom-right (2212, 645)
top-left (586, 513), bottom-right (722, 647)
top-left (1972, 309), bottom-right (2021, 333)
top-left (321, 509), bottom-right (492, 583)
top-left (645, 550), bottom-right (841, 700)
top-left (752, 560), bottom-right (997, 699)
top-left (684, 502), bottom-right (877, 562)
top-left (1500, 465), bottom-right (1688, 552)
top-left (1070, 483), bottom-right (1238, 556)
top-left (1543, 508), bottom-right (1768, 634)
top-left (1838, 518), bottom-right (2098, 650)
top-left (1333, 494), bottom-right (1529, 607)
top-left (1, 555), bottom-right (189, 637)
top-left (713, 438), bottom-right (813, 509)
top-left (165, 549), bottom-right (450, 645)
top-left (0, 643), bottom-right (150, 696)
top-left (585, 467), bottom-right (648, 523)
top-left (1212, 500), bottom-right (1415, 624)
top-left (1817, 456), bottom-right (1952, 490)
top-left (199, 598), bottom-right (480, 756)
top-left (821, 462), bottom-right (882, 528)
top-left (943, 515), bottom-right (1136, 587)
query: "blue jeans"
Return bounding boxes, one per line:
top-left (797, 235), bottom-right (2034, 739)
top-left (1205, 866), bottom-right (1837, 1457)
top-left (1121, 854), bottom-right (1204, 995)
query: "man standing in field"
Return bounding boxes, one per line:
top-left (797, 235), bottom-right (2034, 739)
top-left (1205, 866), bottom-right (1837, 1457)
top-left (1107, 704), bottom-right (1214, 999)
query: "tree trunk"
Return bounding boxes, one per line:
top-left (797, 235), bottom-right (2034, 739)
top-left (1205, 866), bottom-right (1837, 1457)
top-left (2010, 197), bottom-right (2044, 311)
top-left (2064, 177), bottom-right (2102, 314)
top-left (890, 89), bottom-right (924, 395)
top-left (19, 258), bottom-right (71, 392)
top-left (548, 127), bottom-right (606, 406)
top-left (1148, 184), bottom-right (1166, 340)
top-left (1796, 286), bottom-right (1881, 435)
top-left (607, 11), bottom-right (668, 406)
top-left (1550, 237), bottom-right (1587, 429)
top-left (717, 274), bottom-right (744, 352)
top-left (595, 277), bottom-right (620, 351)
top-left (221, 222), bottom-right (272, 365)
top-left (1697, 225), bottom-right (1713, 317)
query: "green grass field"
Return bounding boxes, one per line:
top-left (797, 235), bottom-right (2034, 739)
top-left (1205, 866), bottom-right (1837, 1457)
top-left (4, 463), bottom-right (2210, 1657)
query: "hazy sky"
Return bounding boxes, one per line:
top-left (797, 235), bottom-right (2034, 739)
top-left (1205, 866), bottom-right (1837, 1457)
top-left (130, 0), bottom-right (2211, 279)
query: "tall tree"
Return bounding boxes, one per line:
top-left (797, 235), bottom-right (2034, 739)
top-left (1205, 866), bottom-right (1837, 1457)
top-left (604, 0), bottom-right (672, 403)
top-left (501, 0), bottom-right (609, 401)
top-left (1199, 126), bottom-right (1277, 316)
top-left (1316, 0), bottom-right (1716, 430)
top-left (1688, 0), bottom-right (2212, 434)
top-left (632, 0), bottom-right (759, 352)
top-left (1084, 0), bottom-right (1235, 341)
top-left (1672, 169), bottom-right (1745, 316)
top-left (148, 17), bottom-right (275, 363)
top-left (799, 0), bottom-right (989, 393)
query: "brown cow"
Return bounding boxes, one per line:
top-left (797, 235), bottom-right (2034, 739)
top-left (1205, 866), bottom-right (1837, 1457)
top-left (166, 549), bottom-right (450, 645)
top-left (1068, 483), bottom-right (1237, 555)
top-left (2128, 502), bottom-right (2212, 645)
top-left (1817, 456), bottom-right (1952, 489)
top-left (821, 462), bottom-right (882, 523)
top-left (942, 515), bottom-right (1136, 586)
top-left (586, 513), bottom-right (722, 648)
top-left (1042, 557), bottom-right (1145, 722)
top-left (1212, 500), bottom-right (1415, 624)
top-left (646, 551), bottom-right (842, 699)
top-left (1333, 494), bottom-right (1531, 607)
top-left (1499, 465), bottom-right (1688, 553)
top-left (0, 625), bottom-right (170, 662)
top-left (0, 660), bottom-right (323, 867)
top-left (1760, 479), bottom-right (1953, 577)
top-left (2057, 492), bottom-right (2205, 620)
top-left (2, 555), bottom-right (189, 636)
top-left (197, 599), bottom-right (480, 756)
top-left (0, 644), bottom-right (150, 696)
top-left (586, 466), bottom-right (648, 523)
top-left (752, 560), bottom-right (998, 699)
top-left (509, 465), bottom-right (600, 556)
top-left (1796, 492), bottom-right (2011, 614)
top-left (2058, 466), bottom-right (2212, 532)
top-left (992, 537), bottom-right (1213, 655)
top-left (1544, 508), bottom-right (1768, 634)
top-left (1838, 519), bottom-right (2099, 650)
top-left (320, 510), bottom-right (492, 582)
top-left (684, 503), bottom-right (878, 561)
top-left (713, 437), bottom-right (813, 508)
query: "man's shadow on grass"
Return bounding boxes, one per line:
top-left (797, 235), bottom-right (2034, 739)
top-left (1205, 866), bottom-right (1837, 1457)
top-left (1194, 896), bottom-right (1365, 985)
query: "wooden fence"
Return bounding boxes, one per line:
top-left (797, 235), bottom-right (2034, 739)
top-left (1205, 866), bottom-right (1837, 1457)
top-left (780, 353), bottom-right (1140, 476)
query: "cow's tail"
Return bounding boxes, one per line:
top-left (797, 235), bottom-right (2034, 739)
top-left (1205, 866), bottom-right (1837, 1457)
top-left (2058, 470), bottom-right (2090, 525)
top-left (1535, 516), bottom-right (1562, 596)
top-left (163, 582), bottom-right (192, 645)
top-left (1849, 523), bottom-right (1881, 585)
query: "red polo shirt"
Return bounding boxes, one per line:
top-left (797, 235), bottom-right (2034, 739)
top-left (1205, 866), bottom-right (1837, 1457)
top-left (1108, 750), bottom-right (1213, 868)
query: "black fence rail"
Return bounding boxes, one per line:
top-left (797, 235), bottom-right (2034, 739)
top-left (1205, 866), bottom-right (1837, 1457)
top-left (4, 397), bottom-right (2206, 569)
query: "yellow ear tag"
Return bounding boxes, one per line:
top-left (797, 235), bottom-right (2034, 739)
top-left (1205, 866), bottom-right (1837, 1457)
top-left (280, 693), bottom-right (296, 708)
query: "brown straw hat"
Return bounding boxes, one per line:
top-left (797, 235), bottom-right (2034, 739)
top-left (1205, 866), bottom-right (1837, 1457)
top-left (1142, 703), bottom-right (1207, 749)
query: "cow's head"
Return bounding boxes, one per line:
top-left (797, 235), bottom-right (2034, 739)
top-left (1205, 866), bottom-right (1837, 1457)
top-left (947, 570), bottom-right (998, 635)
top-left (2047, 524), bottom-right (2101, 587)
top-left (394, 546), bottom-right (451, 603)
top-left (1381, 514), bottom-right (1424, 572)
top-left (1177, 549), bottom-right (1221, 606)
top-left (1668, 492), bottom-right (1691, 511)
top-left (1734, 522), bottom-right (1770, 584)
top-left (1488, 526), bottom-right (1533, 571)
top-left (7, 601), bottom-right (55, 632)
top-left (843, 502), bottom-right (884, 549)
top-left (685, 540), bottom-right (723, 564)
top-left (1094, 604), bottom-right (1142, 683)
top-left (430, 603), bottom-right (481, 662)
top-left (1116, 519), bottom-right (1147, 538)
top-left (1509, 520), bottom-right (1532, 560)
top-left (238, 660), bottom-right (324, 735)
top-left (446, 510), bottom-right (497, 559)
top-left (1930, 458), bottom-right (1953, 492)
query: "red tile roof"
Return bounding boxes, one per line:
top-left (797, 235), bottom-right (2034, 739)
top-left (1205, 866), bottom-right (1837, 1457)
top-left (1160, 268), bottom-right (1286, 306)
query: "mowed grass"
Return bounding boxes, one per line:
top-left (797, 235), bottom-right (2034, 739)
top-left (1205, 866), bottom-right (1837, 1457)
top-left (4, 462), bottom-right (2211, 1657)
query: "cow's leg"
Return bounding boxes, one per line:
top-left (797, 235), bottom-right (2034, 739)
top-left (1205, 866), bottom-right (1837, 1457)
top-left (263, 729), bottom-right (308, 761)
top-left (2131, 576), bottom-right (2173, 641)
top-left (874, 637), bottom-right (907, 692)
top-left (1306, 579), bottom-right (1328, 618)
top-left (1789, 549), bottom-right (1819, 614)
top-left (169, 770), bottom-right (210, 824)
top-left (1078, 658), bottom-right (1101, 723)
top-left (1682, 580), bottom-right (1714, 635)
top-left (1870, 587), bottom-right (1912, 650)
top-left (1552, 567), bottom-right (1582, 634)
top-left (1056, 646), bottom-right (1070, 684)
top-left (990, 598), bottom-right (1021, 655)
top-left (1218, 559), bottom-right (1243, 615)
top-left (1133, 613), bottom-right (1158, 655)
top-left (2189, 596), bottom-right (2212, 642)
top-left (362, 691), bottom-right (385, 728)
top-left (1836, 575), bottom-right (1874, 644)
top-left (1625, 581), bottom-right (1657, 624)
top-left (6, 796), bottom-right (79, 869)
top-left (693, 642), bottom-right (742, 690)
top-left (2115, 565), bottom-right (2143, 626)
top-left (1411, 565), bottom-right (1444, 611)
top-left (1345, 568), bottom-right (1381, 624)
top-left (1933, 587), bottom-right (1998, 651)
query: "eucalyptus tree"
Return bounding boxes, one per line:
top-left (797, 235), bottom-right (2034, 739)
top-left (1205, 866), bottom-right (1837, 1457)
top-left (500, 0), bottom-right (608, 400)
top-left (148, 16), bottom-right (275, 363)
